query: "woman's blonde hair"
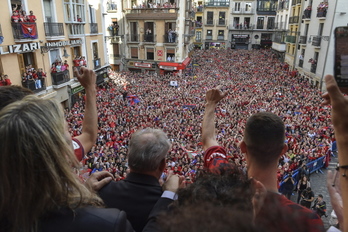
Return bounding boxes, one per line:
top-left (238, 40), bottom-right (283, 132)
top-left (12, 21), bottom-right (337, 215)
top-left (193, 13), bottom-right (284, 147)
top-left (0, 95), bottom-right (102, 232)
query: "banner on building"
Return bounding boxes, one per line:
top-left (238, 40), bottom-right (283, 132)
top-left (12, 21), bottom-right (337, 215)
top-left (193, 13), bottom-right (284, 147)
top-left (21, 23), bottom-right (38, 39)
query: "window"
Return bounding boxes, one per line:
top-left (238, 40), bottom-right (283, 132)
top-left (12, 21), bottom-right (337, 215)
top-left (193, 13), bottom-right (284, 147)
top-left (130, 47), bottom-right (138, 58)
top-left (205, 0), bottom-right (229, 7)
top-left (49, 49), bottom-right (60, 65)
top-left (18, 53), bottom-right (36, 75)
top-left (43, 0), bottom-right (54, 22)
top-left (218, 12), bottom-right (225, 25)
top-left (257, 17), bottom-right (264, 29)
top-left (318, 23), bottom-right (324, 36)
top-left (146, 48), bottom-right (154, 60)
top-left (166, 48), bottom-right (175, 60)
top-left (196, 31), bottom-right (202, 41)
top-left (207, 11), bottom-right (214, 24)
top-left (218, 30), bottom-right (224, 40)
top-left (234, 2), bottom-right (241, 11)
top-left (130, 22), bottom-right (138, 42)
top-left (92, 42), bottom-right (99, 59)
top-left (144, 22), bottom-right (154, 42)
top-left (113, 44), bottom-right (120, 57)
top-left (267, 17), bottom-right (275, 29)
top-left (245, 2), bottom-right (252, 11)
top-left (64, 0), bottom-right (85, 22)
top-left (71, 46), bottom-right (81, 58)
top-left (89, 4), bottom-right (96, 23)
top-left (206, 30), bottom-right (212, 40)
top-left (233, 17), bottom-right (240, 28)
top-left (257, 0), bottom-right (277, 11)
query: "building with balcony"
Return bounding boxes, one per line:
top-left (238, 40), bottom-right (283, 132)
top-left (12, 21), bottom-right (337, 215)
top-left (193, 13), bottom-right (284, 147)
top-left (271, 0), bottom-right (290, 61)
top-left (0, 0), bottom-right (108, 107)
top-left (284, 0), bottom-right (347, 90)
top-left (201, 0), bottom-right (230, 49)
top-left (110, 0), bottom-right (194, 75)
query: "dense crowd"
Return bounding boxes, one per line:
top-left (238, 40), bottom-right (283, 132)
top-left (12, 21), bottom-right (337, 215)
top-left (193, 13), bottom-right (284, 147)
top-left (66, 49), bottom-right (333, 185)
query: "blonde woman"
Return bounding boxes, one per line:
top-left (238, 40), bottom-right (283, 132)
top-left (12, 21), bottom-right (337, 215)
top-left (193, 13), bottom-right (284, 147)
top-left (0, 95), bottom-right (133, 232)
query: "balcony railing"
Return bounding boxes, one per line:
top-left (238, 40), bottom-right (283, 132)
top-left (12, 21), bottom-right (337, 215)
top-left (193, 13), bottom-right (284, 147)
top-left (231, 8), bottom-right (254, 14)
top-left (231, 24), bottom-right (254, 30)
top-left (90, 23), bottom-right (98, 34)
top-left (278, 0), bottom-right (289, 10)
top-left (257, 24), bottom-right (264, 29)
top-left (289, 16), bottom-right (299, 24)
top-left (125, 8), bottom-right (178, 15)
top-left (217, 19), bottom-right (226, 26)
top-left (195, 22), bottom-right (203, 28)
top-left (206, 35), bottom-right (212, 40)
top-left (295, 0), bottom-right (302, 5)
top-left (205, 1), bottom-right (229, 7)
top-left (311, 63), bottom-right (317, 73)
top-left (106, 2), bottom-right (117, 12)
top-left (285, 35), bottom-right (296, 43)
top-left (52, 70), bottom-right (70, 86)
top-left (217, 35), bottom-right (224, 40)
top-left (299, 35), bottom-right (307, 44)
top-left (142, 33), bottom-right (156, 43)
top-left (317, 9), bottom-right (327, 18)
top-left (12, 22), bottom-right (38, 40)
top-left (127, 34), bottom-right (140, 42)
top-left (163, 34), bottom-right (177, 43)
top-left (93, 58), bottom-right (101, 70)
top-left (22, 79), bottom-right (46, 93)
top-left (196, 7), bottom-right (203, 12)
top-left (44, 22), bottom-right (64, 37)
top-left (303, 9), bottom-right (312, 19)
top-left (205, 20), bottom-right (214, 26)
top-left (299, 59), bottom-right (304, 68)
top-left (267, 24), bottom-right (276, 29)
top-left (312, 36), bottom-right (321, 46)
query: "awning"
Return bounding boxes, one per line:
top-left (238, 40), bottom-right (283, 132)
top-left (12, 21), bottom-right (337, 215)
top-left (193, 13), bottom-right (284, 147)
top-left (158, 57), bottom-right (191, 71)
top-left (182, 57), bottom-right (191, 66)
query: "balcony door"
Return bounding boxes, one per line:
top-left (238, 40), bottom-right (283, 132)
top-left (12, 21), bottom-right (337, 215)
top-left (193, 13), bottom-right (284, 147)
top-left (43, 0), bottom-right (55, 22)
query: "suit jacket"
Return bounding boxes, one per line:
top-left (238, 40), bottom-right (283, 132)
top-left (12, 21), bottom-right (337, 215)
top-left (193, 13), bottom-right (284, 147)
top-left (99, 172), bottom-right (162, 232)
top-left (39, 207), bottom-right (133, 232)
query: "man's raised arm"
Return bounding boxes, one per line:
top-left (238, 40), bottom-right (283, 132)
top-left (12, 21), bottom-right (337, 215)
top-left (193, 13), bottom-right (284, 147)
top-left (202, 86), bottom-right (227, 151)
top-left (74, 67), bottom-right (98, 157)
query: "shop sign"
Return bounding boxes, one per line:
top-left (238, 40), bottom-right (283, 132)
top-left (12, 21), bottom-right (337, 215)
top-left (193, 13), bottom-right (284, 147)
top-left (45, 39), bottom-right (83, 47)
top-left (160, 66), bottom-right (176, 70)
top-left (134, 62), bottom-right (152, 68)
top-left (0, 42), bottom-right (40, 55)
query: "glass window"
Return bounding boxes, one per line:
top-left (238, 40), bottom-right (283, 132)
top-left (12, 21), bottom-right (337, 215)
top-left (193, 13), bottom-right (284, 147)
top-left (130, 47), bottom-right (138, 58)
top-left (64, 0), bottom-right (85, 22)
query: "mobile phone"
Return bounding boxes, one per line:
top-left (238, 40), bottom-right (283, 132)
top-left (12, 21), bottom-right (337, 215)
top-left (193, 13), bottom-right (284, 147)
top-left (334, 26), bottom-right (348, 87)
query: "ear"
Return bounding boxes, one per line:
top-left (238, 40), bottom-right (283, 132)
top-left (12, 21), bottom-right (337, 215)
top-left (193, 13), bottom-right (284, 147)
top-left (240, 140), bottom-right (247, 153)
top-left (252, 179), bottom-right (267, 217)
top-left (159, 158), bottom-right (166, 173)
top-left (280, 144), bottom-right (288, 157)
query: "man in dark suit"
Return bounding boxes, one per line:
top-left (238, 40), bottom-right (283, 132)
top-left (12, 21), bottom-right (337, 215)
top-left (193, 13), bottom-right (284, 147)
top-left (98, 128), bottom-right (171, 232)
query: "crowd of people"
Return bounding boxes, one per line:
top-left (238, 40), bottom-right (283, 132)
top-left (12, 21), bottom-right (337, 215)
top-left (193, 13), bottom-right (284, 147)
top-left (0, 74), bottom-right (11, 86)
top-left (1, 48), bottom-right (348, 232)
top-left (132, 2), bottom-right (177, 9)
top-left (65, 49), bottom-right (333, 188)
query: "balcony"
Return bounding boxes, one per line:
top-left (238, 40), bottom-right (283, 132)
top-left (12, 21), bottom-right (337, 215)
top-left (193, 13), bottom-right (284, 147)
top-left (67, 24), bottom-right (85, 37)
top-left (106, 2), bottom-right (117, 12)
top-left (142, 34), bottom-right (156, 43)
top-left (295, 0), bottom-right (302, 5)
top-left (311, 36), bottom-right (321, 47)
top-left (257, 7), bottom-right (277, 14)
top-left (205, 20), bottom-right (214, 26)
top-left (93, 58), bottom-right (101, 70)
top-left (196, 6), bottom-right (203, 12)
top-left (127, 34), bottom-right (140, 43)
top-left (317, 9), bottom-right (327, 18)
top-left (44, 22), bottom-right (64, 38)
top-left (299, 59), bottom-right (304, 68)
top-left (303, 9), bottom-right (312, 19)
top-left (231, 8), bottom-right (255, 14)
top-left (217, 35), bottom-right (224, 40)
top-left (51, 70), bottom-right (70, 86)
top-left (299, 35), bottom-right (307, 44)
top-left (206, 35), bottom-right (212, 40)
top-left (22, 79), bottom-right (46, 93)
top-left (195, 22), bottom-right (203, 28)
top-left (275, 22), bottom-right (286, 30)
top-left (256, 24), bottom-right (264, 29)
top-left (90, 23), bottom-right (98, 34)
top-left (285, 35), bottom-right (296, 43)
top-left (205, 1), bottom-right (229, 7)
top-left (163, 34), bottom-right (177, 43)
top-left (125, 8), bottom-right (178, 20)
top-left (310, 63), bottom-right (317, 73)
top-left (289, 16), bottom-right (299, 24)
top-left (230, 24), bottom-right (255, 30)
top-left (12, 23), bottom-right (38, 40)
top-left (217, 19), bottom-right (226, 26)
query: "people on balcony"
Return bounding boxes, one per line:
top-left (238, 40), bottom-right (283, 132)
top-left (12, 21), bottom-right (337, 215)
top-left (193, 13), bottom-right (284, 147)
top-left (145, 28), bottom-right (152, 42)
top-left (317, 2), bottom-right (328, 17)
top-left (20, 11), bottom-right (29, 22)
top-left (28, 11), bottom-right (37, 23)
top-left (303, 6), bottom-right (312, 18)
top-left (11, 11), bottom-right (21, 23)
top-left (0, 75), bottom-right (11, 86)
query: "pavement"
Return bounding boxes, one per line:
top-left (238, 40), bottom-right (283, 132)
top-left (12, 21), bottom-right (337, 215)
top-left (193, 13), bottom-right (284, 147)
top-left (291, 156), bottom-right (338, 230)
